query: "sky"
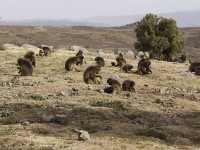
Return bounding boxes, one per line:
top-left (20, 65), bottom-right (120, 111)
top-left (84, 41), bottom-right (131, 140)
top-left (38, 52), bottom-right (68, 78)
top-left (0, 0), bottom-right (200, 20)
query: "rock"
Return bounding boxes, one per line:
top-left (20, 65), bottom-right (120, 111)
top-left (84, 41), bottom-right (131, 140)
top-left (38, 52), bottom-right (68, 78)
top-left (51, 115), bottom-right (70, 124)
top-left (137, 51), bottom-right (145, 59)
top-left (98, 89), bottom-right (104, 93)
top-left (125, 93), bottom-right (131, 97)
top-left (73, 129), bottom-right (91, 141)
top-left (21, 121), bottom-right (30, 126)
top-left (144, 52), bottom-right (150, 58)
top-left (21, 44), bottom-right (40, 50)
top-left (125, 50), bottom-right (135, 59)
top-left (69, 45), bottom-right (88, 53)
top-left (3, 44), bottom-right (21, 50)
top-left (160, 87), bottom-right (168, 95)
top-left (8, 82), bottom-right (13, 87)
top-left (109, 74), bottom-right (121, 82)
top-left (57, 91), bottom-right (66, 96)
top-left (144, 84), bottom-right (149, 87)
top-left (155, 99), bottom-right (162, 103)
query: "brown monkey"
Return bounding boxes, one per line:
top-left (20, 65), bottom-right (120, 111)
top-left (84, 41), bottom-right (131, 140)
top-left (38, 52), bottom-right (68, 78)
top-left (118, 53), bottom-right (124, 58)
top-left (65, 55), bottom-right (84, 71)
top-left (95, 57), bottom-right (105, 67)
top-left (24, 51), bottom-right (36, 67)
top-left (105, 78), bottom-right (121, 95)
top-left (76, 50), bottom-right (83, 56)
top-left (116, 57), bottom-right (126, 68)
top-left (75, 50), bottom-right (84, 66)
top-left (38, 49), bottom-right (44, 57)
top-left (17, 58), bottom-right (33, 76)
top-left (137, 58), bottom-right (152, 75)
top-left (188, 62), bottom-right (200, 72)
top-left (122, 80), bottom-right (135, 92)
top-left (39, 46), bottom-right (52, 57)
top-left (83, 66), bottom-right (102, 84)
top-left (111, 62), bottom-right (116, 66)
top-left (195, 66), bottom-right (200, 75)
top-left (122, 64), bottom-right (133, 73)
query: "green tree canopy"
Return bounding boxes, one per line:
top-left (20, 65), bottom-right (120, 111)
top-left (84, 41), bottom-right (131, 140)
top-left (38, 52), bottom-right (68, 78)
top-left (134, 13), bottom-right (184, 61)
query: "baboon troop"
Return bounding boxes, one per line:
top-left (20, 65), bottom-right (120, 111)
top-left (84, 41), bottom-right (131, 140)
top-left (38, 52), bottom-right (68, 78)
top-left (17, 58), bottom-right (33, 76)
top-left (24, 51), bottom-right (36, 67)
top-left (39, 46), bottom-right (52, 57)
top-left (83, 65), bottom-right (102, 84)
top-left (122, 64), bottom-right (133, 73)
top-left (137, 58), bottom-right (152, 75)
top-left (65, 55), bottom-right (84, 71)
top-left (104, 78), bottom-right (121, 95)
top-left (95, 57), bottom-right (105, 67)
top-left (122, 80), bottom-right (135, 92)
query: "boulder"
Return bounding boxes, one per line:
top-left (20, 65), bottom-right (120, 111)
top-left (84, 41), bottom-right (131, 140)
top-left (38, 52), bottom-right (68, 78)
top-left (68, 45), bottom-right (88, 53)
top-left (125, 50), bottom-right (135, 59)
top-left (3, 44), bottom-right (21, 50)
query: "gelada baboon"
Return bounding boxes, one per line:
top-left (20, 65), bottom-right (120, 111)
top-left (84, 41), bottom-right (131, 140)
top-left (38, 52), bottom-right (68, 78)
top-left (104, 78), bottom-right (121, 95)
top-left (195, 66), bottom-right (200, 75)
top-left (39, 46), bottom-right (52, 57)
top-left (76, 50), bottom-right (83, 56)
top-left (83, 66), bottom-right (102, 84)
top-left (118, 53), bottom-right (124, 58)
top-left (65, 55), bottom-right (84, 71)
top-left (188, 62), bottom-right (200, 72)
top-left (24, 51), bottom-right (36, 67)
top-left (95, 57), bottom-right (105, 67)
top-left (122, 64), bottom-right (133, 73)
top-left (75, 50), bottom-right (84, 66)
top-left (137, 58), bottom-right (152, 75)
top-left (122, 80), bottom-right (135, 92)
top-left (116, 57), bottom-right (126, 68)
top-left (17, 58), bottom-right (33, 76)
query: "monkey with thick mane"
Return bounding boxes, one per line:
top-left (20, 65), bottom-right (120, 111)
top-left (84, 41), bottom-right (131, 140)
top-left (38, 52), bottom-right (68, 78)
top-left (24, 51), bottom-right (36, 67)
top-left (65, 55), bottom-right (84, 71)
top-left (83, 66), bottom-right (102, 84)
top-left (17, 58), bottom-right (33, 76)
top-left (104, 78), bottom-right (121, 95)
top-left (95, 57), bottom-right (105, 67)
top-left (137, 58), bottom-right (152, 75)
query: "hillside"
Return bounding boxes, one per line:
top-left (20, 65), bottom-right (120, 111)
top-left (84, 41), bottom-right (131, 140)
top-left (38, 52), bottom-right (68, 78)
top-left (1, 10), bottom-right (200, 27)
top-left (0, 25), bottom-right (200, 61)
top-left (0, 48), bottom-right (200, 149)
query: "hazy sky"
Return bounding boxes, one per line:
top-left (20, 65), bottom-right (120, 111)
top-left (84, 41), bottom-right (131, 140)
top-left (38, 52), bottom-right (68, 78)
top-left (0, 0), bottom-right (200, 20)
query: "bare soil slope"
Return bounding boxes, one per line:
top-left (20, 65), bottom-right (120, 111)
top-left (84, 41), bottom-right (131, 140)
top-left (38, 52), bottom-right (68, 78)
top-left (0, 25), bottom-right (200, 61)
top-left (0, 50), bottom-right (200, 150)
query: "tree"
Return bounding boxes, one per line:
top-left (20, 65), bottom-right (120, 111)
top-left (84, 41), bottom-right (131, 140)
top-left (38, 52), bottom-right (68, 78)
top-left (134, 13), bottom-right (184, 61)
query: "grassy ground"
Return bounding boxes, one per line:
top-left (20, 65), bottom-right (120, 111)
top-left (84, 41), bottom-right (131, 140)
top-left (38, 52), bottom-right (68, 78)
top-left (0, 49), bottom-right (200, 150)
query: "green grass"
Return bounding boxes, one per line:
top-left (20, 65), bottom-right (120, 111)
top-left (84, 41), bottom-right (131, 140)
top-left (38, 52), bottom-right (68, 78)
top-left (30, 94), bottom-right (46, 101)
top-left (136, 128), bottom-right (167, 140)
top-left (3, 117), bottom-right (13, 125)
top-left (0, 130), bottom-right (12, 136)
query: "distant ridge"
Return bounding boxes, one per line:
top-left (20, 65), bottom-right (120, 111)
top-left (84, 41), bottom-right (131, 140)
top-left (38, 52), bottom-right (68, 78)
top-left (0, 10), bottom-right (200, 27)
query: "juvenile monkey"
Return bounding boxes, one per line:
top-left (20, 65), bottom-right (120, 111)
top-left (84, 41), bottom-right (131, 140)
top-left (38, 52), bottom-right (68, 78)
top-left (24, 51), bottom-right (36, 67)
top-left (65, 55), bottom-right (84, 71)
top-left (105, 78), bottom-right (121, 95)
top-left (83, 66), bottom-right (102, 84)
top-left (17, 58), bottom-right (33, 76)
top-left (116, 57), bottom-right (126, 68)
top-left (122, 64), bottom-right (133, 73)
top-left (137, 58), bottom-right (152, 75)
top-left (122, 80), bottom-right (135, 92)
top-left (76, 50), bottom-right (83, 56)
top-left (39, 46), bottom-right (52, 57)
top-left (95, 57), bottom-right (105, 67)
